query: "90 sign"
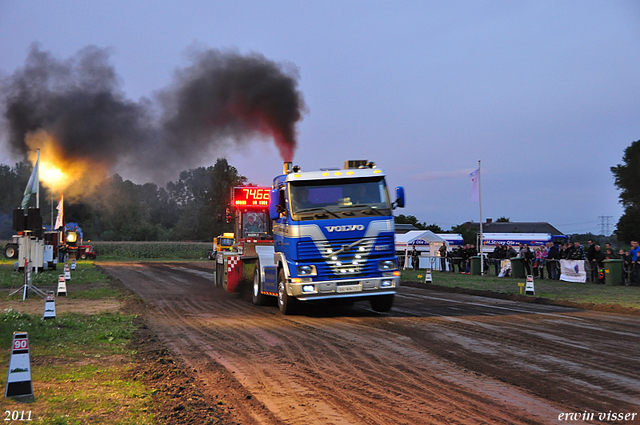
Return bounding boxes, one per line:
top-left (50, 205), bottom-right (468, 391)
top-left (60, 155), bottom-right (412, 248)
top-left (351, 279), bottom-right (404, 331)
top-left (232, 187), bottom-right (270, 207)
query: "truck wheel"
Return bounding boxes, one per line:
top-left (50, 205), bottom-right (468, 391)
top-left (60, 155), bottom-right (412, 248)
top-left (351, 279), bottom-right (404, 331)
top-left (80, 253), bottom-right (87, 260)
top-left (277, 269), bottom-right (297, 315)
top-left (370, 294), bottom-right (394, 312)
top-left (4, 244), bottom-right (18, 259)
top-left (215, 261), bottom-right (223, 287)
top-left (252, 263), bottom-right (268, 306)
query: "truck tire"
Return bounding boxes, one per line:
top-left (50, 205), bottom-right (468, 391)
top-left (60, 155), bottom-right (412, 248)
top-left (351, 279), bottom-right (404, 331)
top-left (277, 269), bottom-right (297, 315)
top-left (4, 244), bottom-right (18, 259)
top-left (80, 253), bottom-right (88, 260)
top-left (252, 263), bottom-right (268, 306)
top-left (215, 261), bottom-right (223, 287)
top-left (370, 294), bottom-right (394, 312)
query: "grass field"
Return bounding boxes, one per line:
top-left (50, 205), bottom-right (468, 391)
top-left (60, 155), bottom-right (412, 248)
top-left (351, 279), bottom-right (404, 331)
top-left (0, 240), bottom-right (211, 261)
top-left (0, 262), bottom-right (156, 424)
top-left (400, 269), bottom-right (640, 310)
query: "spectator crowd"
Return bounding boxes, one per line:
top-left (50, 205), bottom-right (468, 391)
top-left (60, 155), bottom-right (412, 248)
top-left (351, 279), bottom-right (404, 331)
top-left (442, 240), bottom-right (640, 285)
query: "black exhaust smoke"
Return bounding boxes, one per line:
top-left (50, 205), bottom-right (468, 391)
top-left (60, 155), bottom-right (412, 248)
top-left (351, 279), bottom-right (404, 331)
top-left (1, 45), bottom-right (152, 171)
top-left (0, 44), bottom-right (306, 190)
top-left (159, 48), bottom-right (305, 164)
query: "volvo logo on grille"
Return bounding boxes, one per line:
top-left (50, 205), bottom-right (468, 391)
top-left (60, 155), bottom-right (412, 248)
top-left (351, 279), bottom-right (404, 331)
top-left (325, 225), bottom-right (365, 232)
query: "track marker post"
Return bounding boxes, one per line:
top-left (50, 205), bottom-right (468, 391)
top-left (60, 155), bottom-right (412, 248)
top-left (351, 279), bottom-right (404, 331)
top-left (71, 259), bottom-right (76, 270)
top-left (43, 291), bottom-right (56, 319)
top-left (424, 268), bottom-right (433, 283)
top-left (525, 275), bottom-right (535, 295)
top-left (64, 263), bottom-right (71, 281)
top-left (57, 275), bottom-right (67, 296)
top-left (4, 332), bottom-right (33, 399)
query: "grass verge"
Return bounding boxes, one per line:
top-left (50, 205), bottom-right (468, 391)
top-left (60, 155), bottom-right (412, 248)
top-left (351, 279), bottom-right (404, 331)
top-left (0, 263), bottom-right (224, 424)
top-left (401, 269), bottom-right (640, 313)
top-left (0, 309), bottom-right (154, 424)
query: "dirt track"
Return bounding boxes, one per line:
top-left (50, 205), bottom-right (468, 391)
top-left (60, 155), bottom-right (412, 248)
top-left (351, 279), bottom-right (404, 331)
top-left (101, 262), bottom-right (640, 424)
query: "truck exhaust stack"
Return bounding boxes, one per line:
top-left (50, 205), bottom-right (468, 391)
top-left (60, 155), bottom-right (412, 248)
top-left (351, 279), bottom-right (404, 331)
top-left (284, 162), bottom-right (292, 174)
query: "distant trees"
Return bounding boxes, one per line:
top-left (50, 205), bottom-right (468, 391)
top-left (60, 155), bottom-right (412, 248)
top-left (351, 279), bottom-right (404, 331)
top-left (168, 158), bottom-right (246, 240)
top-left (0, 158), bottom-right (247, 241)
top-left (611, 140), bottom-right (640, 243)
top-left (394, 214), bottom-right (444, 232)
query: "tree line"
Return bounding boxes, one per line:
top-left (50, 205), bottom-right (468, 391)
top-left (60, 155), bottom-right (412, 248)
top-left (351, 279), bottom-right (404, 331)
top-left (0, 158), bottom-right (245, 241)
top-left (1, 138), bottom-right (639, 242)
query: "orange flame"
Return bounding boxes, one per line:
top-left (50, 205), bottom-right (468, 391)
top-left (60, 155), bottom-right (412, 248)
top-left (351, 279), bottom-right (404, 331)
top-left (25, 130), bottom-right (107, 198)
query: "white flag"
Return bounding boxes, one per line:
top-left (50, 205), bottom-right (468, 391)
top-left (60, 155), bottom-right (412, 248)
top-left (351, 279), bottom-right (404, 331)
top-left (469, 168), bottom-right (479, 203)
top-left (21, 153), bottom-right (40, 209)
top-left (54, 193), bottom-right (64, 230)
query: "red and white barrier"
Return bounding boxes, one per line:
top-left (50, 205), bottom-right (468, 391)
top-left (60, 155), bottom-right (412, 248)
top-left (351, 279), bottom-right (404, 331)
top-left (57, 275), bottom-right (67, 296)
top-left (43, 291), bottom-right (56, 319)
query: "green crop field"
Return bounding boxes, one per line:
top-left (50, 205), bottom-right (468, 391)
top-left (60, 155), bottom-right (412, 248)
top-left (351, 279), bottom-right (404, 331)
top-left (90, 241), bottom-right (211, 260)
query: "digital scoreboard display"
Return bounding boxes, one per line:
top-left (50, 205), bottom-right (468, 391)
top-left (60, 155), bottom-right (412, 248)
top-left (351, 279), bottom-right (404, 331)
top-left (232, 187), bottom-right (270, 207)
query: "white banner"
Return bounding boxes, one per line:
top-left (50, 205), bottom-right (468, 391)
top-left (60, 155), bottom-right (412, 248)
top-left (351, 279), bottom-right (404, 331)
top-left (498, 259), bottom-right (511, 277)
top-left (560, 259), bottom-right (587, 283)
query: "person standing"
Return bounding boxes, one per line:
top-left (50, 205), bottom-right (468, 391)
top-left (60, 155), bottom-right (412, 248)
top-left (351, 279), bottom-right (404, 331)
top-left (630, 241), bottom-right (640, 285)
top-left (605, 242), bottom-right (618, 258)
top-left (522, 244), bottom-right (533, 276)
top-left (411, 246), bottom-right (420, 271)
top-left (571, 241), bottom-right (584, 260)
top-left (534, 247), bottom-right (547, 279)
top-left (546, 242), bottom-right (560, 280)
top-left (460, 244), bottom-right (469, 274)
top-left (454, 245), bottom-right (465, 273)
top-left (620, 249), bottom-right (632, 285)
top-left (586, 240), bottom-right (597, 282)
top-left (491, 243), bottom-right (503, 276)
top-left (592, 245), bottom-right (606, 284)
top-left (466, 244), bottom-right (478, 274)
top-left (438, 244), bottom-right (447, 272)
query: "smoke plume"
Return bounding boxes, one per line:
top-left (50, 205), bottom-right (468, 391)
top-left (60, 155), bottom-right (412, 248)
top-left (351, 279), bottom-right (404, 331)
top-left (160, 49), bottom-right (304, 163)
top-left (0, 44), bottom-right (305, 195)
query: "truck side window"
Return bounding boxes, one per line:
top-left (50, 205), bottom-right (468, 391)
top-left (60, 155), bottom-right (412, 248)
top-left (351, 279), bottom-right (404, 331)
top-left (277, 188), bottom-right (287, 216)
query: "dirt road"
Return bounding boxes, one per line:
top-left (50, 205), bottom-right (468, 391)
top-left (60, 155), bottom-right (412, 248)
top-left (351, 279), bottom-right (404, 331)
top-left (101, 262), bottom-right (640, 424)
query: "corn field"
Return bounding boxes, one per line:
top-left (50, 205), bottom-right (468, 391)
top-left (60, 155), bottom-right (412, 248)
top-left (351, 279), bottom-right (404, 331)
top-left (90, 241), bottom-right (211, 259)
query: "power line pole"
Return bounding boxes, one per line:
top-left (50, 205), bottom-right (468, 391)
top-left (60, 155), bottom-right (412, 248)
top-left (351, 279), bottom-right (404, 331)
top-left (598, 216), bottom-right (613, 236)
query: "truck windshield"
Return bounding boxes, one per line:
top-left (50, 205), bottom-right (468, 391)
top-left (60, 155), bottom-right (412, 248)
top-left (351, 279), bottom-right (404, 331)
top-left (289, 177), bottom-right (391, 218)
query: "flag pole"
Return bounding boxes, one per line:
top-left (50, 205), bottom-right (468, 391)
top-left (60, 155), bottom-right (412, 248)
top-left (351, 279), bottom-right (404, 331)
top-left (36, 149), bottom-right (40, 209)
top-left (478, 160), bottom-right (483, 275)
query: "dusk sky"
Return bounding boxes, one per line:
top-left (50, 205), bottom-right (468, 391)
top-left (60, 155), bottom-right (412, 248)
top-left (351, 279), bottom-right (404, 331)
top-left (1, 1), bottom-right (639, 235)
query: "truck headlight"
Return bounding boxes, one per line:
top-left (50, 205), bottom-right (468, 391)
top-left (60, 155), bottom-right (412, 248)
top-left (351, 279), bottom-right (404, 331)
top-left (378, 260), bottom-right (397, 271)
top-left (297, 265), bottom-right (317, 276)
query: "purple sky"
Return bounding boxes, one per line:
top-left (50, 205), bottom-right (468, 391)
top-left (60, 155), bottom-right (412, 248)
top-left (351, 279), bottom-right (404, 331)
top-left (1, 1), bottom-right (639, 235)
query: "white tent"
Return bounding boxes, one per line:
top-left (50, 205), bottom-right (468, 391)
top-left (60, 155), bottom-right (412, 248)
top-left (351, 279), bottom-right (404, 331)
top-left (395, 231), bottom-right (447, 270)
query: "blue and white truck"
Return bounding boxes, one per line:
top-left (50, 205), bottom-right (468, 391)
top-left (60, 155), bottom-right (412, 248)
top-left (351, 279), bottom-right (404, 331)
top-left (217, 160), bottom-right (405, 315)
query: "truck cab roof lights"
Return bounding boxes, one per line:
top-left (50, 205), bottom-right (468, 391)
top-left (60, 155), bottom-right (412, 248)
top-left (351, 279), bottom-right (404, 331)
top-left (343, 160), bottom-right (376, 169)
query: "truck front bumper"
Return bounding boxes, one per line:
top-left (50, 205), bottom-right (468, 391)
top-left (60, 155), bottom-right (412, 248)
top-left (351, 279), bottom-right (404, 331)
top-left (288, 276), bottom-right (398, 301)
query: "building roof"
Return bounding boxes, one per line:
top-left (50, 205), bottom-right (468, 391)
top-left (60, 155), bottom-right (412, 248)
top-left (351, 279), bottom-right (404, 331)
top-left (465, 221), bottom-right (564, 235)
top-left (394, 223), bottom-right (418, 234)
